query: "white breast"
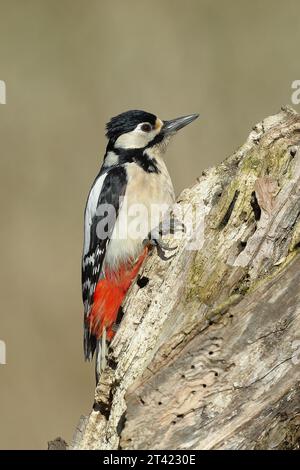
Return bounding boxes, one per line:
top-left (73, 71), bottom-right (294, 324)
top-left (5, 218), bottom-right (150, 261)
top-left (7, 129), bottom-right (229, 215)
top-left (105, 158), bottom-right (175, 270)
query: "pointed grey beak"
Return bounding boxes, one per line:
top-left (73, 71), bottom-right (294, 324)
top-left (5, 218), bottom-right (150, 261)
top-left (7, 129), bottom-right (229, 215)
top-left (163, 113), bottom-right (199, 135)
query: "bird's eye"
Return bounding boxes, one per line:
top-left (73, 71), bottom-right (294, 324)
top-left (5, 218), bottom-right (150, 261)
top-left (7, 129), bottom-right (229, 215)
top-left (140, 123), bottom-right (152, 132)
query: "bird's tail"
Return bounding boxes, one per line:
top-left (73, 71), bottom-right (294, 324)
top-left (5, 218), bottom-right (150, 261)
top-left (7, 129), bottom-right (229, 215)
top-left (95, 329), bottom-right (107, 384)
top-left (90, 247), bottom-right (148, 382)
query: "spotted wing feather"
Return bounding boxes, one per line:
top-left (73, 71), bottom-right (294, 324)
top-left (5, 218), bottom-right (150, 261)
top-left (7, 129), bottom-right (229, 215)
top-left (82, 166), bottom-right (127, 360)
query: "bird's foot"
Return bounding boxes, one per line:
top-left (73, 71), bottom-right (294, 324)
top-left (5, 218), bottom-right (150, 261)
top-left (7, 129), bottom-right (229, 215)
top-left (144, 216), bottom-right (185, 261)
top-left (146, 236), bottom-right (177, 261)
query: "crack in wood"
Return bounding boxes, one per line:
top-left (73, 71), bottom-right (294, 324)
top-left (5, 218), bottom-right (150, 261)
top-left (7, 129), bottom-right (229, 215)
top-left (71, 107), bottom-right (300, 450)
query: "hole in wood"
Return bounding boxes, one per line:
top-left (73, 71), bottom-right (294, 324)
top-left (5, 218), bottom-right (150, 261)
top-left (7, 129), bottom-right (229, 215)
top-left (137, 276), bottom-right (149, 288)
top-left (237, 240), bottom-right (247, 255)
top-left (250, 191), bottom-right (261, 221)
top-left (293, 241), bottom-right (300, 250)
top-left (219, 190), bottom-right (240, 228)
top-left (115, 306), bottom-right (124, 325)
top-left (239, 210), bottom-right (248, 222)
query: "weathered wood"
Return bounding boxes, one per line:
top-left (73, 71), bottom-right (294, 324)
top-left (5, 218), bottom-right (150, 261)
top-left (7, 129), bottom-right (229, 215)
top-left (48, 437), bottom-right (68, 450)
top-left (122, 255), bottom-right (300, 449)
top-left (72, 106), bottom-right (300, 450)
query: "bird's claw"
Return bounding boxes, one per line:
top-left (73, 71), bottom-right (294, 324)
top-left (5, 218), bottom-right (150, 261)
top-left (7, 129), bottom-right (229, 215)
top-left (144, 216), bottom-right (184, 261)
top-left (144, 237), bottom-right (177, 260)
top-left (155, 240), bottom-right (177, 261)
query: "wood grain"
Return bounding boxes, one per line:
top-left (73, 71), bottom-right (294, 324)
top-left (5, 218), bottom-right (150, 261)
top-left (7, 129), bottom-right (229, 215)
top-left (72, 106), bottom-right (300, 450)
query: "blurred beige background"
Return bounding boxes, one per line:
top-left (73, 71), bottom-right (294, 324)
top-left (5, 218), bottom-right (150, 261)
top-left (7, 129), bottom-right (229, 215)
top-left (0, 0), bottom-right (299, 449)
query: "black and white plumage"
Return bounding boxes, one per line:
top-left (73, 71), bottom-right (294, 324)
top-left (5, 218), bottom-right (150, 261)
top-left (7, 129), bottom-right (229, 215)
top-left (81, 110), bottom-right (199, 369)
top-left (82, 166), bottom-right (128, 359)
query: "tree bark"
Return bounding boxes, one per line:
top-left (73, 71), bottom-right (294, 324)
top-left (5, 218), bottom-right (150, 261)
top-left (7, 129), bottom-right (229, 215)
top-left (72, 106), bottom-right (300, 450)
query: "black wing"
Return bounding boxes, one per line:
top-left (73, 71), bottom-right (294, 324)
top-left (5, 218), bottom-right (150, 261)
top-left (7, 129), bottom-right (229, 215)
top-left (82, 165), bottom-right (127, 360)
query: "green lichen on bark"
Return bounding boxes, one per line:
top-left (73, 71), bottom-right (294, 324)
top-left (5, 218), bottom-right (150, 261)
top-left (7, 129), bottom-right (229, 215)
top-left (184, 107), bottom-right (300, 308)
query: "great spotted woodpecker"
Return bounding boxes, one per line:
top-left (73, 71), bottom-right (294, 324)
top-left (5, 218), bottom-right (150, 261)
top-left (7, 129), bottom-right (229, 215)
top-left (82, 110), bottom-right (198, 380)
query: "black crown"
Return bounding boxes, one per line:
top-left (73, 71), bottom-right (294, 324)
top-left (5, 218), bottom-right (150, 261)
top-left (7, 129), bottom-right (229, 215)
top-left (106, 110), bottom-right (157, 142)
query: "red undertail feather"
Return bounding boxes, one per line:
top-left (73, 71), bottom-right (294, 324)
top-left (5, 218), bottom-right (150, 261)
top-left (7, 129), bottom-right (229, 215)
top-left (88, 247), bottom-right (148, 341)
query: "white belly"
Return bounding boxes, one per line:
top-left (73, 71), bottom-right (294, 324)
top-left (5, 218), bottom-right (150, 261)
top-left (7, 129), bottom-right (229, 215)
top-left (105, 160), bottom-right (175, 269)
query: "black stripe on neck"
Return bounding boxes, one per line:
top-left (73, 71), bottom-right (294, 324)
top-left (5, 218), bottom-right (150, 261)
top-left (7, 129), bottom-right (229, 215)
top-left (106, 144), bottom-right (160, 174)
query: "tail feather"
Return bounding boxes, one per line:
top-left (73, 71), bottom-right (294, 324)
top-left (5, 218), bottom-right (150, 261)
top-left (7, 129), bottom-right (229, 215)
top-left (95, 339), bottom-right (101, 383)
top-left (84, 322), bottom-right (97, 361)
top-left (95, 334), bottom-right (107, 384)
top-left (86, 248), bottom-right (148, 381)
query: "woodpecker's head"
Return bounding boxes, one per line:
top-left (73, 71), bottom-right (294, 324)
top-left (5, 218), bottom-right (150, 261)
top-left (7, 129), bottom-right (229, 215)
top-left (105, 109), bottom-right (199, 156)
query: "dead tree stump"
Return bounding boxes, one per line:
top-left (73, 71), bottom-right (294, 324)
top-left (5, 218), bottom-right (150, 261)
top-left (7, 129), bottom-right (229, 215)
top-left (72, 106), bottom-right (300, 450)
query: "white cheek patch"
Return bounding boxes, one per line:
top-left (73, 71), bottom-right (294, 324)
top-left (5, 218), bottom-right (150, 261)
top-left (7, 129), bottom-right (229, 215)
top-left (115, 130), bottom-right (147, 149)
top-left (114, 125), bottom-right (161, 150)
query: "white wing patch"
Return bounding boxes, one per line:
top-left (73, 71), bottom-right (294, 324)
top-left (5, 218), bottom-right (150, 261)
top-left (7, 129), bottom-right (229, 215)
top-left (83, 172), bottom-right (107, 255)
